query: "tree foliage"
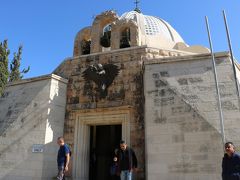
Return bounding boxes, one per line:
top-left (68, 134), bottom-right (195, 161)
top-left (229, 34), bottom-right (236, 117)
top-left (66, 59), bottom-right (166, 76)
top-left (0, 40), bottom-right (10, 96)
top-left (9, 45), bottom-right (30, 82)
top-left (0, 40), bottom-right (30, 96)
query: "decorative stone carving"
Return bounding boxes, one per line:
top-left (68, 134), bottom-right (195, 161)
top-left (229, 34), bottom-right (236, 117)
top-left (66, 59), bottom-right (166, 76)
top-left (82, 63), bottom-right (120, 98)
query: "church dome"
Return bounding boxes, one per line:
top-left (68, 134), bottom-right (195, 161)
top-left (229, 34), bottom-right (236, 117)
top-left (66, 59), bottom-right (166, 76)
top-left (120, 11), bottom-right (184, 47)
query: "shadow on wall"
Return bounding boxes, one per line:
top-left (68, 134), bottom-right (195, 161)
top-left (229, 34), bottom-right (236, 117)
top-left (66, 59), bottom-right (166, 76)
top-left (41, 89), bottom-right (66, 180)
top-left (0, 83), bottom-right (45, 136)
top-left (146, 80), bottom-right (224, 179)
top-left (0, 79), bottom-right (66, 180)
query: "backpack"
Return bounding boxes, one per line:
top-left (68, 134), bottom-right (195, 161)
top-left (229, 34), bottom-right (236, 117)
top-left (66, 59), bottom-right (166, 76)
top-left (69, 148), bottom-right (72, 157)
top-left (66, 144), bottom-right (72, 157)
top-left (110, 163), bottom-right (117, 175)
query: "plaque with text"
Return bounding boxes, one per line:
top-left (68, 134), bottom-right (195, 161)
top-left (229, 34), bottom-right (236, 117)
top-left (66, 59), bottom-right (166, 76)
top-left (32, 144), bottom-right (44, 153)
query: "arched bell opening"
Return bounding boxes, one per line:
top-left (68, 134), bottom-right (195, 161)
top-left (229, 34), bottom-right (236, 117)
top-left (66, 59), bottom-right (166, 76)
top-left (100, 24), bottom-right (112, 48)
top-left (120, 27), bottom-right (131, 49)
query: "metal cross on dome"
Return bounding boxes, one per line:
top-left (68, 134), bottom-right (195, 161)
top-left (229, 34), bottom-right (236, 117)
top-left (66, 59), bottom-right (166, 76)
top-left (134, 0), bottom-right (141, 13)
top-left (134, 0), bottom-right (140, 8)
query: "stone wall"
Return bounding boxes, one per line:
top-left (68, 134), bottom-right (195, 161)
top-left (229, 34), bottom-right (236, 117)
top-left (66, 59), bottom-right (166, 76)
top-left (144, 52), bottom-right (240, 180)
top-left (57, 46), bottom-right (146, 179)
top-left (53, 46), bottom-right (191, 180)
top-left (0, 74), bottom-right (67, 180)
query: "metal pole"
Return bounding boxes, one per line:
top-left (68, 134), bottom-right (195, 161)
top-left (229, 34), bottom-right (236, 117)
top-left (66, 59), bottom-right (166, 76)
top-left (223, 10), bottom-right (240, 102)
top-left (205, 16), bottom-right (226, 147)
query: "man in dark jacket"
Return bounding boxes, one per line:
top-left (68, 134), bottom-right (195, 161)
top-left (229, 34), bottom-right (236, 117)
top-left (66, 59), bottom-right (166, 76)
top-left (222, 142), bottom-right (240, 180)
top-left (117, 140), bottom-right (137, 180)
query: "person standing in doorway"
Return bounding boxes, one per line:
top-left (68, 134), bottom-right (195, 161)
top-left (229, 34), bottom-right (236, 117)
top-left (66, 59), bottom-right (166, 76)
top-left (117, 140), bottom-right (138, 180)
top-left (57, 137), bottom-right (70, 180)
top-left (222, 142), bottom-right (240, 180)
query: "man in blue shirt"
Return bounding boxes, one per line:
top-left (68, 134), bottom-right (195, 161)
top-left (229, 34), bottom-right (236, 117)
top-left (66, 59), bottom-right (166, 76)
top-left (222, 142), bottom-right (240, 180)
top-left (57, 137), bottom-right (70, 180)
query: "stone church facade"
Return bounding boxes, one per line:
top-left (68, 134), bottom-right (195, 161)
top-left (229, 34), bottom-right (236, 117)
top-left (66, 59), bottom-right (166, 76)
top-left (0, 9), bottom-right (240, 180)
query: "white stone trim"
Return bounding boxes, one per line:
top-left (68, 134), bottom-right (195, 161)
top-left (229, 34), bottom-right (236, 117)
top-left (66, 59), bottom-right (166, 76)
top-left (144, 51), bottom-right (231, 65)
top-left (72, 111), bottom-right (131, 180)
top-left (7, 74), bottom-right (68, 87)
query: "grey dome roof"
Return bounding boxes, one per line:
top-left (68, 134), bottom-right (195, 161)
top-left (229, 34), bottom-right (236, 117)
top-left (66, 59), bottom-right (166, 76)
top-left (120, 11), bottom-right (184, 43)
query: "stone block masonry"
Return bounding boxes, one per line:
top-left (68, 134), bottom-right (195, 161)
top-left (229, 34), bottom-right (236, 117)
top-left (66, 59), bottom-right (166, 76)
top-left (52, 46), bottom-right (193, 180)
top-left (0, 74), bottom-right (67, 180)
top-left (144, 52), bottom-right (240, 180)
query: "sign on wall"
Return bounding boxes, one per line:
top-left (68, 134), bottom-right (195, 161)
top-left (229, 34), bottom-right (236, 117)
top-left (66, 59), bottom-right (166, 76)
top-left (32, 144), bottom-right (44, 153)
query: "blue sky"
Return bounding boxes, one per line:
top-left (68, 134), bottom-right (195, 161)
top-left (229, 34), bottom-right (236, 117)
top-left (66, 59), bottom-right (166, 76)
top-left (1, 0), bottom-right (240, 78)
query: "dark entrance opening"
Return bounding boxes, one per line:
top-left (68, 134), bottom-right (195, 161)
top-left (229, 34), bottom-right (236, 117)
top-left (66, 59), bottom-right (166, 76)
top-left (89, 125), bottom-right (122, 180)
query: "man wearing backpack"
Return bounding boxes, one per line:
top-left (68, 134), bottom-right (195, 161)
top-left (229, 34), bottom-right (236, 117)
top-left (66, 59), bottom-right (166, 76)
top-left (57, 137), bottom-right (70, 180)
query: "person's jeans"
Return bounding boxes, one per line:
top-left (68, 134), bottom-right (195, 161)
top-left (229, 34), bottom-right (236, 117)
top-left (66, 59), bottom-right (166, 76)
top-left (57, 166), bottom-right (65, 180)
top-left (120, 170), bottom-right (132, 180)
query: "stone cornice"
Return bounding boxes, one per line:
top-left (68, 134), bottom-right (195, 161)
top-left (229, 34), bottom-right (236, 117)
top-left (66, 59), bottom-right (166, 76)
top-left (7, 74), bottom-right (68, 87)
top-left (69, 45), bottom-right (192, 61)
top-left (144, 51), bottom-right (231, 65)
top-left (72, 105), bottom-right (133, 113)
top-left (72, 45), bottom-right (148, 60)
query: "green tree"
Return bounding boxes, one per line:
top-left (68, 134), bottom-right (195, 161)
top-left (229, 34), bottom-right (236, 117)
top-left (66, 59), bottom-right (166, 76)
top-left (0, 39), bottom-right (30, 97)
top-left (9, 45), bottom-right (30, 82)
top-left (0, 40), bottom-right (10, 96)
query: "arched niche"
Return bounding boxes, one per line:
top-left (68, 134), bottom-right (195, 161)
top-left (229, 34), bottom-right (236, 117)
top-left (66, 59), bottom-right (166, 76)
top-left (73, 27), bottom-right (92, 56)
top-left (111, 19), bottom-right (139, 50)
top-left (100, 24), bottom-right (112, 50)
top-left (120, 27), bottom-right (131, 49)
top-left (90, 11), bottom-right (119, 53)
